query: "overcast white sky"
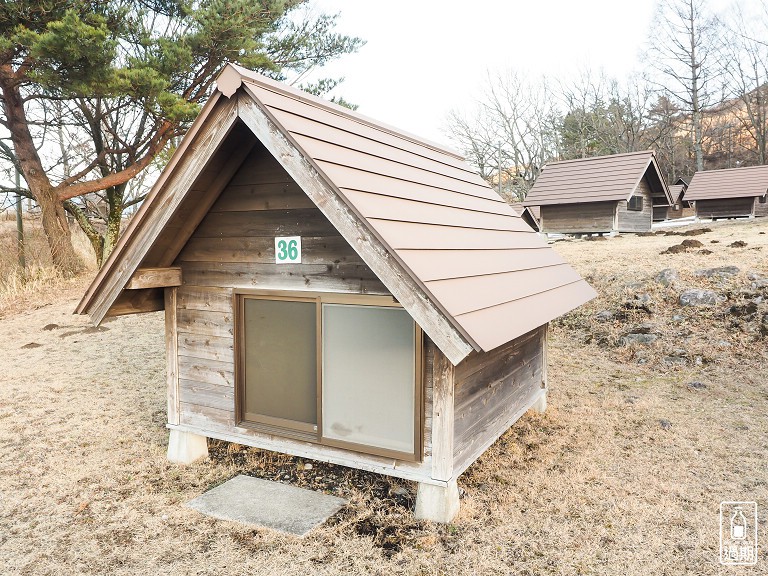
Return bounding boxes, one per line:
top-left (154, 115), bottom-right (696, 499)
top-left (305, 0), bottom-right (659, 144)
top-left (305, 0), bottom-right (737, 145)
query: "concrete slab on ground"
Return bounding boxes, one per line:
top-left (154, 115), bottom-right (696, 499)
top-left (186, 474), bottom-right (347, 536)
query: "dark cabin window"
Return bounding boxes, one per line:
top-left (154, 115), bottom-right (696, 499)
top-left (240, 297), bottom-right (318, 433)
top-left (627, 196), bottom-right (643, 211)
top-left (760, 195), bottom-right (767, 204)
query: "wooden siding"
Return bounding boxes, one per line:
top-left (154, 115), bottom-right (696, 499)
top-left (171, 142), bottom-right (438, 482)
top-left (695, 197), bottom-right (755, 219)
top-left (666, 204), bottom-right (695, 220)
top-left (540, 201), bottom-right (615, 233)
top-left (452, 325), bottom-right (546, 476)
top-left (617, 178), bottom-right (653, 232)
top-left (755, 197), bottom-right (768, 217)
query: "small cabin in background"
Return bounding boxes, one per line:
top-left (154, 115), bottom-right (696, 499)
top-left (523, 151), bottom-right (672, 235)
top-left (510, 202), bottom-right (541, 231)
top-left (76, 65), bottom-right (595, 523)
top-left (686, 165), bottom-right (768, 220)
top-left (665, 178), bottom-right (694, 220)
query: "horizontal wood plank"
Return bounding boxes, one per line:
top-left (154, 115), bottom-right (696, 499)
top-left (178, 357), bottom-right (234, 387)
top-left (127, 267), bottom-right (182, 290)
top-left (210, 181), bottom-right (313, 211)
top-left (452, 327), bottom-right (546, 474)
top-left (177, 236), bottom-right (358, 265)
top-left (192, 208), bottom-right (337, 238)
top-left (177, 333), bottom-right (234, 363)
top-left (180, 261), bottom-right (389, 294)
top-left (105, 289), bottom-right (164, 317)
top-left (540, 201), bottom-right (616, 234)
top-left (179, 379), bottom-right (234, 411)
top-left (176, 308), bottom-right (234, 338)
top-left (176, 286), bottom-right (233, 313)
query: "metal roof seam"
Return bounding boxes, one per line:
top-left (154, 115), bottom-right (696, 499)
top-left (286, 130), bottom-right (487, 190)
top-left (261, 102), bottom-right (478, 178)
top-left (313, 158), bottom-right (502, 203)
top-left (543, 150), bottom-right (655, 166)
top-left (451, 277), bottom-right (589, 318)
top-left (340, 192), bottom-right (522, 220)
top-left (420, 260), bottom-right (569, 283)
top-left (337, 187), bottom-right (511, 215)
top-left (366, 217), bottom-right (539, 235)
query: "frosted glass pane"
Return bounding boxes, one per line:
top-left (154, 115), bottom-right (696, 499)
top-left (243, 299), bottom-right (316, 425)
top-left (322, 304), bottom-right (415, 454)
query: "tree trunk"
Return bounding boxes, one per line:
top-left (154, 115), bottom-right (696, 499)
top-left (102, 189), bottom-right (124, 265)
top-left (64, 200), bottom-right (104, 266)
top-left (38, 186), bottom-right (82, 275)
top-left (0, 71), bottom-right (82, 276)
top-left (688, 1), bottom-right (705, 172)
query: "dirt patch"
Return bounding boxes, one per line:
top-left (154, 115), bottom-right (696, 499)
top-left (661, 238), bottom-right (704, 254)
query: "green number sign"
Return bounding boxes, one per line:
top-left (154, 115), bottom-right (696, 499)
top-left (274, 236), bottom-right (301, 264)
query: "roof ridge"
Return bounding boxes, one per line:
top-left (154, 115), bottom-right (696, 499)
top-left (692, 164), bottom-right (768, 175)
top-left (544, 150), bottom-right (654, 167)
top-left (224, 64), bottom-right (465, 161)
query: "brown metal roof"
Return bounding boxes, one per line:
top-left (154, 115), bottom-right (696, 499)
top-left (523, 151), bottom-right (672, 207)
top-left (77, 64), bottom-right (596, 363)
top-left (669, 184), bottom-right (685, 204)
top-left (685, 165), bottom-right (768, 201)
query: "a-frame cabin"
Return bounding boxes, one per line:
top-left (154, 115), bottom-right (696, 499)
top-left (77, 65), bottom-right (596, 522)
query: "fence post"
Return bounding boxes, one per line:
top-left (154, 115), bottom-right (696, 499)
top-left (15, 166), bottom-right (25, 280)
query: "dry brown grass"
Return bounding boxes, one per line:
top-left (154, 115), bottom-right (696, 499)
top-left (0, 219), bottom-right (96, 317)
top-left (0, 219), bottom-right (766, 575)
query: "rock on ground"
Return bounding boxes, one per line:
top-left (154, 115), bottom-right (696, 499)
top-left (694, 266), bottom-right (740, 278)
top-left (655, 269), bottom-right (678, 286)
top-left (679, 289), bottom-right (725, 306)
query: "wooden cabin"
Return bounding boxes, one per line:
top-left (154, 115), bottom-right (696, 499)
top-left (76, 65), bottom-right (596, 523)
top-left (665, 179), bottom-right (695, 220)
top-left (510, 202), bottom-right (541, 231)
top-left (686, 165), bottom-right (768, 220)
top-left (523, 151), bottom-right (672, 235)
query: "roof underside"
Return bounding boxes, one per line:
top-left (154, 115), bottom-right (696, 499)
top-left (77, 64), bottom-right (596, 364)
top-left (685, 165), bottom-right (768, 201)
top-left (523, 151), bottom-right (671, 206)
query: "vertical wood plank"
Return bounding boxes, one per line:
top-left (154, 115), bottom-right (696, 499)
top-left (165, 287), bottom-right (180, 425)
top-left (431, 346), bottom-right (455, 481)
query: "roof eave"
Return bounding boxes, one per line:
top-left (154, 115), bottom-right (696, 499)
top-left (75, 91), bottom-right (228, 318)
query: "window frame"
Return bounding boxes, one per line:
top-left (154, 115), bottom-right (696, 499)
top-left (234, 290), bottom-right (423, 462)
top-left (627, 195), bottom-right (643, 211)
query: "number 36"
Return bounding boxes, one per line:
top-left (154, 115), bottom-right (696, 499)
top-left (276, 239), bottom-right (298, 261)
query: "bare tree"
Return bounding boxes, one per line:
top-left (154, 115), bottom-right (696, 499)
top-left (558, 70), bottom-right (611, 159)
top-left (721, 5), bottom-right (768, 165)
top-left (444, 105), bottom-right (501, 183)
top-left (445, 71), bottom-right (559, 202)
top-left (646, 0), bottom-right (723, 172)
